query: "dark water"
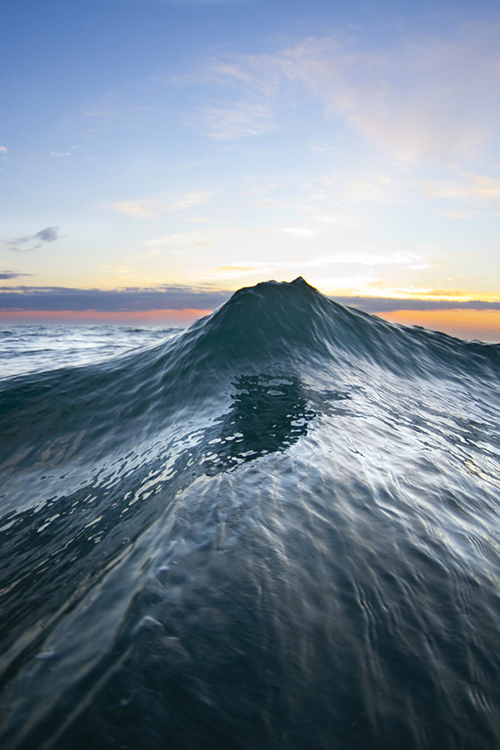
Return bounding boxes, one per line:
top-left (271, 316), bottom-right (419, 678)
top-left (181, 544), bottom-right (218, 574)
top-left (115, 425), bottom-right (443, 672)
top-left (1, 278), bottom-right (500, 749)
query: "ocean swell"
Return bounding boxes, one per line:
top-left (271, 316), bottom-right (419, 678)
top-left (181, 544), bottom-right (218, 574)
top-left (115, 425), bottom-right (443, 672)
top-left (1, 278), bottom-right (500, 749)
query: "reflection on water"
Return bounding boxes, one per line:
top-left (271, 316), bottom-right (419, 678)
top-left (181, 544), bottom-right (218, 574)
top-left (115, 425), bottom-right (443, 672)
top-left (0, 373), bottom-right (315, 672)
top-left (201, 374), bottom-right (316, 473)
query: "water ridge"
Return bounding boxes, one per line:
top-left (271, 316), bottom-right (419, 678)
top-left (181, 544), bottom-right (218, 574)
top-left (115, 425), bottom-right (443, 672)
top-left (1, 278), bottom-right (500, 749)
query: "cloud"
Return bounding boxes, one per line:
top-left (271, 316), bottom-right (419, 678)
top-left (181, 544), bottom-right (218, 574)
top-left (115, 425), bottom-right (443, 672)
top-left (425, 172), bottom-right (500, 202)
top-left (333, 296), bottom-right (500, 313)
top-left (433, 209), bottom-right (476, 219)
top-left (0, 146), bottom-right (7, 153)
top-left (111, 192), bottom-right (213, 219)
top-left (255, 197), bottom-right (355, 218)
top-left (200, 26), bottom-right (500, 162)
top-left (0, 285), bottom-right (232, 312)
top-left (79, 23), bottom-right (499, 171)
top-left (198, 102), bottom-right (274, 139)
top-left (78, 23), bottom-right (500, 171)
top-left (144, 231), bottom-right (217, 247)
top-left (50, 151), bottom-right (71, 157)
top-left (0, 284), bottom-right (497, 315)
top-left (1, 227), bottom-right (62, 252)
top-left (324, 250), bottom-right (426, 268)
top-left (208, 262), bottom-right (270, 280)
top-left (36, 227), bottom-right (60, 242)
top-left (203, 247), bottom-right (428, 286)
top-left (312, 214), bottom-right (359, 227)
top-left (282, 227), bottom-right (317, 237)
top-left (0, 271), bottom-right (32, 280)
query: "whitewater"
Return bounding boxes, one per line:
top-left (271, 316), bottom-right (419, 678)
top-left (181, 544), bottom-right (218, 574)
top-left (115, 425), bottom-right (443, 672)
top-left (1, 277), bottom-right (500, 749)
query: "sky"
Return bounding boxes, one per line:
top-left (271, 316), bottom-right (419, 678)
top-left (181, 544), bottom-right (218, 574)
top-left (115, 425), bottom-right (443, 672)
top-left (1, 0), bottom-right (500, 339)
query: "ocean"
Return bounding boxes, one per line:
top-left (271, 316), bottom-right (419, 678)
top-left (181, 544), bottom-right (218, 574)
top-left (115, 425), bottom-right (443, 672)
top-left (1, 277), bottom-right (500, 749)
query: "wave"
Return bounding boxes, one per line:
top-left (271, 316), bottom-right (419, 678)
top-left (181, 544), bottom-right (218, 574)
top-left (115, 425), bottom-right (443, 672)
top-left (1, 278), bottom-right (500, 749)
top-left (1, 278), bottom-right (498, 466)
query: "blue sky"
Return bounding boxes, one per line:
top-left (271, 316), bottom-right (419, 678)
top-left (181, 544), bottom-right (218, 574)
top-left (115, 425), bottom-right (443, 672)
top-left (1, 0), bottom-right (500, 337)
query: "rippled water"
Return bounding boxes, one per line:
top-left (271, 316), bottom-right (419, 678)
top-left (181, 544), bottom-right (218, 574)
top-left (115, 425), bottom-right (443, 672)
top-left (1, 278), bottom-right (500, 749)
top-left (0, 325), bottom-right (175, 380)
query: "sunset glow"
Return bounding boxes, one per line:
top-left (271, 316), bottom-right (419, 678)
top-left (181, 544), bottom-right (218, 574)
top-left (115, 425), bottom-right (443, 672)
top-left (1, 0), bottom-right (499, 339)
top-left (378, 309), bottom-right (500, 342)
top-left (0, 308), bottom-right (211, 326)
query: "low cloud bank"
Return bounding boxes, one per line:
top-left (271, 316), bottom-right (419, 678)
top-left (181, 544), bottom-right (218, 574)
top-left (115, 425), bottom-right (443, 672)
top-left (0, 285), bottom-right (232, 312)
top-left (0, 285), bottom-right (499, 314)
top-left (333, 297), bottom-right (500, 313)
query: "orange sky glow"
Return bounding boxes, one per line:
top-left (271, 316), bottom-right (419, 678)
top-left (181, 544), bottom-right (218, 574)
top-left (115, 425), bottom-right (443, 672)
top-left (0, 308), bottom-right (212, 326)
top-left (379, 309), bottom-right (500, 342)
top-left (1, 306), bottom-right (500, 342)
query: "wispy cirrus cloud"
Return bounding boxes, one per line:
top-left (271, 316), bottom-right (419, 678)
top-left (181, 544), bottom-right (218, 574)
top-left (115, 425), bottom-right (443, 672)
top-left (81, 23), bottom-right (500, 167)
top-left (282, 227), bottom-right (316, 237)
top-left (197, 25), bottom-right (500, 162)
top-left (143, 231), bottom-right (218, 247)
top-left (199, 101), bottom-right (274, 139)
top-left (433, 209), bottom-right (476, 219)
top-left (111, 191), bottom-right (213, 219)
top-left (208, 248), bottom-right (428, 282)
top-left (1, 227), bottom-right (61, 252)
top-left (425, 171), bottom-right (500, 202)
